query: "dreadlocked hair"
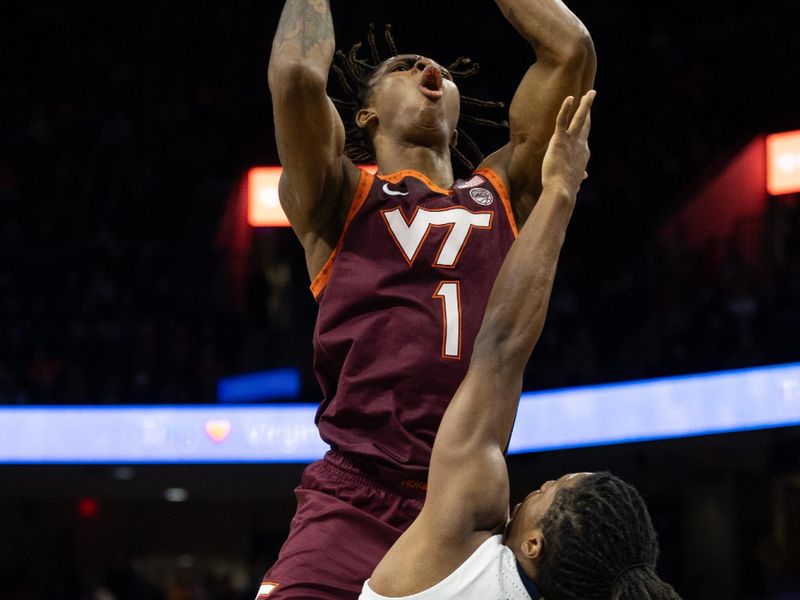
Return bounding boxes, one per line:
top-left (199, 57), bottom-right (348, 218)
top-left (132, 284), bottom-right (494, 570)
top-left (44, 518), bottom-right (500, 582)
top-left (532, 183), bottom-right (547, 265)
top-left (329, 23), bottom-right (508, 171)
top-left (537, 472), bottom-right (683, 600)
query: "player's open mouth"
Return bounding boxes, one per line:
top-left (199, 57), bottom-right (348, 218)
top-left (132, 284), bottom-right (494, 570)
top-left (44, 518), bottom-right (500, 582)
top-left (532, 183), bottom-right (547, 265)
top-left (419, 64), bottom-right (443, 100)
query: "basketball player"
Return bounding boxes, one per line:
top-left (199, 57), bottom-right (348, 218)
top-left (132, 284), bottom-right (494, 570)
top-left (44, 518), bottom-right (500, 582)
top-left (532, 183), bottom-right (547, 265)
top-left (361, 92), bottom-right (680, 600)
top-left (261, 0), bottom-right (596, 597)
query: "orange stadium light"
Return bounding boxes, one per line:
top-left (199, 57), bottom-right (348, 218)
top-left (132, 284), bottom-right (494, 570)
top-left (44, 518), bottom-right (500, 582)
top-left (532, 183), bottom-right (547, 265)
top-left (767, 130), bottom-right (800, 195)
top-left (247, 165), bottom-right (379, 227)
top-left (248, 167), bottom-right (288, 227)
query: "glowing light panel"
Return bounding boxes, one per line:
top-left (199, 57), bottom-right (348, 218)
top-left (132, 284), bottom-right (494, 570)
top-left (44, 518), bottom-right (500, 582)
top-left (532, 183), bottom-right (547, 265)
top-left (767, 130), bottom-right (800, 195)
top-left (247, 167), bottom-right (287, 227)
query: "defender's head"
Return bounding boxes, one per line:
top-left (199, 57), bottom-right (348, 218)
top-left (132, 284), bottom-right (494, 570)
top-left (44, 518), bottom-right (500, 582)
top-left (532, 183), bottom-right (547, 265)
top-left (505, 472), bottom-right (682, 599)
top-left (355, 54), bottom-right (461, 153)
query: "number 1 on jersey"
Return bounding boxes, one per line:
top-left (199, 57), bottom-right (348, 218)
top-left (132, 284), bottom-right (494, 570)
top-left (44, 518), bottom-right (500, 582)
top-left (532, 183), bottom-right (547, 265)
top-left (434, 281), bottom-right (462, 359)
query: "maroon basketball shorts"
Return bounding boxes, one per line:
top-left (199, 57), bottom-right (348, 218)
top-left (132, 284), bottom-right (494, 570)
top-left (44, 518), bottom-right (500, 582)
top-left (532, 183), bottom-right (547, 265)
top-left (257, 450), bottom-right (426, 600)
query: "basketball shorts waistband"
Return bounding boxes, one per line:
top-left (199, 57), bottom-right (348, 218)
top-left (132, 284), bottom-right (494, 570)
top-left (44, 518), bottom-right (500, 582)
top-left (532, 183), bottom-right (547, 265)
top-left (322, 450), bottom-right (428, 500)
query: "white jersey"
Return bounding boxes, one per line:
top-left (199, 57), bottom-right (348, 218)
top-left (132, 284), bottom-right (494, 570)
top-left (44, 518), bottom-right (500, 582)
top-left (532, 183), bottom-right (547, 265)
top-left (359, 535), bottom-right (536, 600)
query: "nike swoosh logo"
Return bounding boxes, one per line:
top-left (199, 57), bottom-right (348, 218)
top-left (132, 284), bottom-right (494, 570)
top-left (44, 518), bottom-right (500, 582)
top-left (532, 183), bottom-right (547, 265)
top-left (382, 183), bottom-right (409, 196)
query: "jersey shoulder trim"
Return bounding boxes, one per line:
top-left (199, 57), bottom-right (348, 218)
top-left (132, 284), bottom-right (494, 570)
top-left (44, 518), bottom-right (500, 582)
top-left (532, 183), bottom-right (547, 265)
top-left (310, 169), bottom-right (375, 299)
top-left (474, 167), bottom-right (518, 238)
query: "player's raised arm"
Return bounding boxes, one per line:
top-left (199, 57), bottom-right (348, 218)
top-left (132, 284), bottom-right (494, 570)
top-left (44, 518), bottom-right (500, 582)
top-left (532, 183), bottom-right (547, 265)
top-left (429, 90), bottom-right (593, 535)
top-left (368, 92), bottom-right (593, 596)
top-left (482, 0), bottom-right (596, 227)
top-left (268, 0), bottom-right (360, 279)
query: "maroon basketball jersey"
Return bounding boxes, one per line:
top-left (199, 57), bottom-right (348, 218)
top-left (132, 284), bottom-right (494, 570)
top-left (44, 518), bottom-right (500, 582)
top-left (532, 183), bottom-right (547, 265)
top-left (311, 168), bottom-right (517, 479)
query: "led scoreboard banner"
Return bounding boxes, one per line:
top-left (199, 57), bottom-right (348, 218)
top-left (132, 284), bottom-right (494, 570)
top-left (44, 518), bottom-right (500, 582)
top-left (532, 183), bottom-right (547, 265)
top-left (1, 362), bottom-right (799, 464)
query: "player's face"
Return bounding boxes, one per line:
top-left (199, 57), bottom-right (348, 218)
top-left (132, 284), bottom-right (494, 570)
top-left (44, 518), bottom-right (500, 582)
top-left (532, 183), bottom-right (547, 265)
top-left (360, 54), bottom-right (460, 148)
top-left (504, 473), bottom-right (591, 543)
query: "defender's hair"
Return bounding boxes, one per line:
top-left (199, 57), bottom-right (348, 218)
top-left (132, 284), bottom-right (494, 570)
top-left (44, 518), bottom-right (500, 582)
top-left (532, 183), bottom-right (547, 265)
top-left (330, 24), bottom-right (508, 171)
top-left (537, 472), bottom-right (682, 600)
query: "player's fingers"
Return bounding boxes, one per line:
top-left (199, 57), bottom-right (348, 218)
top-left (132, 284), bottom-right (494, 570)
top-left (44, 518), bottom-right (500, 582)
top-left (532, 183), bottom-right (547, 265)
top-left (567, 90), bottom-right (595, 135)
top-left (555, 96), bottom-right (574, 132)
top-left (567, 90), bottom-right (594, 135)
top-left (580, 111), bottom-right (592, 140)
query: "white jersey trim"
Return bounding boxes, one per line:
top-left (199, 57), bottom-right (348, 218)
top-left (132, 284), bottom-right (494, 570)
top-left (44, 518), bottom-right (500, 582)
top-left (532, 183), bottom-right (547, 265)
top-left (359, 535), bottom-right (532, 600)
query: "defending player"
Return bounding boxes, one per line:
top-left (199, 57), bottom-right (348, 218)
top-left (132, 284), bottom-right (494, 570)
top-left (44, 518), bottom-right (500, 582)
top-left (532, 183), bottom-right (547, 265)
top-left (361, 92), bottom-right (680, 600)
top-left (261, 1), bottom-right (596, 597)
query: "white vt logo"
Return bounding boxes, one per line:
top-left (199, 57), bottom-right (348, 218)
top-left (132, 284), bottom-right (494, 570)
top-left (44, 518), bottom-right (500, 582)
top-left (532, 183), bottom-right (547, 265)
top-left (382, 207), bottom-right (492, 267)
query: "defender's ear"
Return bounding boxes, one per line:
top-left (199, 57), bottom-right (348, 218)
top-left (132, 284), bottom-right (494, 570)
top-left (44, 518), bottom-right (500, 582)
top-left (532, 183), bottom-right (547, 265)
top-left (450, 128), bottom-right (459, 147)
top-left (522, 529), bottom-right (545, 563)
top-left (356, 108), bottom-right (377, 129)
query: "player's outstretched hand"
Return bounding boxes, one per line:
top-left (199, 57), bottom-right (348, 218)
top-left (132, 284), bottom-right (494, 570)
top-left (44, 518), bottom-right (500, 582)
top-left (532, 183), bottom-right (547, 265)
top-left (541, 90), bottom-right (595, 195)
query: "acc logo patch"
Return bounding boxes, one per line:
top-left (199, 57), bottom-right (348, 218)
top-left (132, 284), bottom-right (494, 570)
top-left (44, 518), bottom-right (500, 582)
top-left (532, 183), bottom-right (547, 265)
top-left (255, 582), bottom-right (280, 598)
top-left (469, 187), bottom-right (494, 206)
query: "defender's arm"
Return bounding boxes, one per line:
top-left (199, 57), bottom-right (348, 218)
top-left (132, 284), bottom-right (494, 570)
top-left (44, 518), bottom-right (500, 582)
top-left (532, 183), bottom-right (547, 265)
top-left (424, 92), bottom-right (593, 538)
top-left (268, 0), bottom-right (360, 279)
top-left (368, 93), bottom-right (594, 596)
top-left (482, 0), bottom-right (596, 227)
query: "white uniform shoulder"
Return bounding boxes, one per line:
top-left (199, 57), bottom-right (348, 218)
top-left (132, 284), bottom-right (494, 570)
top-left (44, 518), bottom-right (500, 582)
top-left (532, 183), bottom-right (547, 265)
top-left (359, 535), bottom-right (534, 600)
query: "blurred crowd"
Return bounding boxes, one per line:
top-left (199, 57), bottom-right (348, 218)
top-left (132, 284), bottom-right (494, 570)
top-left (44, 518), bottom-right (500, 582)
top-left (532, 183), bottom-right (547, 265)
top-left (2, 0), bottom-right (799, 407)
top-left (524, 200), bottom-right (800, 391)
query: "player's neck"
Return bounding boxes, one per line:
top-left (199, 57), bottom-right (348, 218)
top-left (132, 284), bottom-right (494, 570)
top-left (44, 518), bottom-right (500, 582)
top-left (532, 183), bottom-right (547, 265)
top-left (374, 141), bottom-right (455, 189)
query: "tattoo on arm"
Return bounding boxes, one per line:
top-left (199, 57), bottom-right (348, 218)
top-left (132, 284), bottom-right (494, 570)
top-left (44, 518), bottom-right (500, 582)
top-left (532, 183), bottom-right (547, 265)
top-left (273, 0), bottom-right (335, 60)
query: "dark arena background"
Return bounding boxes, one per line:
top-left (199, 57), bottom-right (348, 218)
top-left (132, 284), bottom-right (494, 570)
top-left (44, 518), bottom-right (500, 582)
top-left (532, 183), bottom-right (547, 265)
top-left (3, 1), bottom-right (800, 598)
